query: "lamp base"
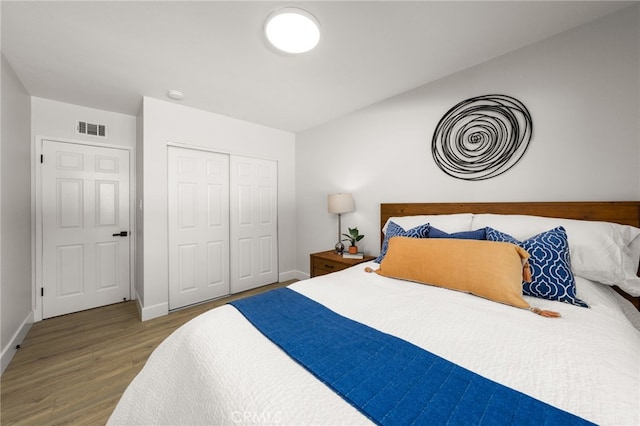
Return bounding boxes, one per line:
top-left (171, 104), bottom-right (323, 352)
top-left (335, 242), bottom-right (345, 254)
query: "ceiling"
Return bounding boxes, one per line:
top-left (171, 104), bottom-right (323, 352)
top-left (1, 1), bottom-right (634, 132)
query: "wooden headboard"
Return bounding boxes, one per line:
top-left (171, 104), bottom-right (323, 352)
top-left (381, 201), bottom-right (640, 235)
top-left (380, 201), bottom-right (640, 308)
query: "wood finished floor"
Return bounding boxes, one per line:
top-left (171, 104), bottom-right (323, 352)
top-left (0, 280), bottom-right (294, 425)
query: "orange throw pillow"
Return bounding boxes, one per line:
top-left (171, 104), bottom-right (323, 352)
top-left (375, 236), bottom-right (531, 309)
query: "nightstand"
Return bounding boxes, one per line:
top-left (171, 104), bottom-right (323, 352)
top-left (310, 250), bottom-right (376, 278)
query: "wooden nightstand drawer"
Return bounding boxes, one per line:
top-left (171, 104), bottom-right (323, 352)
top-left (310, 250), bottom-right (376, 278)
top-left (312, 257), bottom-right (344, 276)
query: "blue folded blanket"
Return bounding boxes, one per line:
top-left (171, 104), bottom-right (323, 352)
top-left (230, 288), bottom-right (592, 425)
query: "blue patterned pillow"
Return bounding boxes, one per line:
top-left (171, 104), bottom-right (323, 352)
top-left (486, 226), bottom-right (588, 308)
top-left (428, 226), bottom-right (487, 240)
top-left (376, 221), bottom-right (430, 263)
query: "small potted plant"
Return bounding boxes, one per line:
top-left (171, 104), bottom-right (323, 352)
top-left (342, 227), bottom-right (365, 254)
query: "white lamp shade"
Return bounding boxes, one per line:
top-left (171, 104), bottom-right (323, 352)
top-left (328, 193), bottom-right (355, 214)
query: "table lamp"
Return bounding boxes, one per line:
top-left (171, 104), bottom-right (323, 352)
top-left (327, 193), bottom-right (355, 254)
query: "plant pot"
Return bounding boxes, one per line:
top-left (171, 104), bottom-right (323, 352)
top-left (348, 246), bottom-right (358, 254)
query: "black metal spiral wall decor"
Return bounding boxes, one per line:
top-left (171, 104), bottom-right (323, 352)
top-left (431, 94), bottom-right (533, 181)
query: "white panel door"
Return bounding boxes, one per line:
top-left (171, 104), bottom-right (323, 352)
top-left (230, 156), bottom-right (278, 293)
top-left (168, 147), bottom-right (230, 310)
top-left (42, 140), bottom-right (130, 319)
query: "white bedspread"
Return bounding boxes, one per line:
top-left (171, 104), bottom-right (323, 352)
top-left (108, 263), bottom-right (640, 425)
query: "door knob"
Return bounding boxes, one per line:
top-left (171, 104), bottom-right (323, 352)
top-left (112, 231), bottom-right (128, 237)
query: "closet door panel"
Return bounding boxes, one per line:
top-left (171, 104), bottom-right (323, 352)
top-left (230, 156), bottom-right (278, 293)
top-left (168, 147), bottom-right (230, 310)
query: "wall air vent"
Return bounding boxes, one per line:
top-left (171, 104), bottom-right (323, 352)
top-left (77, 121), bottom-right (107, 138)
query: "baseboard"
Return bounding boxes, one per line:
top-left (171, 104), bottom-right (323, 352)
top-left (138, 298), bottom-right (169, 322)
top-left (135, 271), bottom-right (305, 322)
top-left (284, 270), bottom-right (309, 282)
top-left (135, 293), bottom-right (143, 320)
top-left (279, 269), bottom-right (306, 283)
top-left (1, 311), bottom-right (34, 375)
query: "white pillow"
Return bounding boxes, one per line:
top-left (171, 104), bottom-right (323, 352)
top-left (382, 213), bottom-right (473, 234)
top-left (472, 214), bottom-right (640, 296)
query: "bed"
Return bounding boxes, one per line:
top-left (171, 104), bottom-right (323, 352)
top-left (109, 201), bottom-right (640, 426)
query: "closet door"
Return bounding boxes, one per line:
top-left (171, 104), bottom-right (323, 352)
top-left (168, 147), bottom-right (230, 310)
top-left (230, 156), bottom-right (278, 293)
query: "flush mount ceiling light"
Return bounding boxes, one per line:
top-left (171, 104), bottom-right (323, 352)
top-left (264, 7), bottom-right (320, 54)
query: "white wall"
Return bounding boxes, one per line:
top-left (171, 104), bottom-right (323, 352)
top-left (31, 97), bottom-right (137, 321)
top-left (32, 97), bottom-right (137, 148)
top-left (135, 105), bottom-right (144, 306)
top-left (139, 97), bottom-right (296, 320)
top-left (1, 54), bottom-right (33, 374)
top-left (295, 5), bottom-right (640, 274)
